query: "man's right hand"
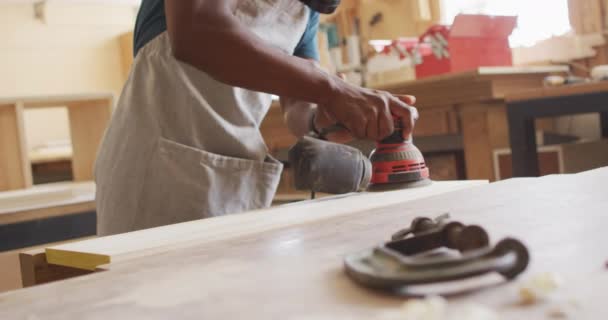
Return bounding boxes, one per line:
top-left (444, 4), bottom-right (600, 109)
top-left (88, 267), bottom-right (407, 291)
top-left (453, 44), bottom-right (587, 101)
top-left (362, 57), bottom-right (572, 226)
top-left (318, 76), bottom-right (418, 141)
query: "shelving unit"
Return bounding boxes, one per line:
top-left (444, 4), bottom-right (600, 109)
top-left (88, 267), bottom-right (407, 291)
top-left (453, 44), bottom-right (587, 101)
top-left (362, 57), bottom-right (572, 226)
top-left (0, 94), bottom-right (113, 191)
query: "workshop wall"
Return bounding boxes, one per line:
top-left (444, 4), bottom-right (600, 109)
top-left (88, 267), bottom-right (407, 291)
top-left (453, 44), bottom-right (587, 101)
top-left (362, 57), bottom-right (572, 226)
top-left (0, 3), bottom-right (136, 149)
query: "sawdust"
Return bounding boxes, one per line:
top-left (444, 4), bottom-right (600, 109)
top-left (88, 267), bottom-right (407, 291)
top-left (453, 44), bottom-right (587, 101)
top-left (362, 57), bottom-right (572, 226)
top-left (373, 296), bottom-right (499, 320)
top-left (518, 272), bottom-right (563, 305)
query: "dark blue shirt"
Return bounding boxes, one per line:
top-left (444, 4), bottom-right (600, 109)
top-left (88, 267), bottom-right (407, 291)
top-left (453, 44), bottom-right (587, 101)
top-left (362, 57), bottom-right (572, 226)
top-left (133, 0), bottom-right (320, 60)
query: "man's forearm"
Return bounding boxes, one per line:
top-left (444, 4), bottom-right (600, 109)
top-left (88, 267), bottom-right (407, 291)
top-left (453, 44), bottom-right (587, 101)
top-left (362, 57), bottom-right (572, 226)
top-left (165, 0), bottom-right (335, 106)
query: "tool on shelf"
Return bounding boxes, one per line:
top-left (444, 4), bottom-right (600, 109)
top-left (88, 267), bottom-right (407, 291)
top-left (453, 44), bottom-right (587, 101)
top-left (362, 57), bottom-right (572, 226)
top-left (344, 214), bottom-right (530, 290)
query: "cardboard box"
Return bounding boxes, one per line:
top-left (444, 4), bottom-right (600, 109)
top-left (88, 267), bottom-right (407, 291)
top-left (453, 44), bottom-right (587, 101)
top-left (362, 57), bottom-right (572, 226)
top-left (416, 14), bottom-right (517, 79)
top-left (493, 139), bottom-right (608, 180)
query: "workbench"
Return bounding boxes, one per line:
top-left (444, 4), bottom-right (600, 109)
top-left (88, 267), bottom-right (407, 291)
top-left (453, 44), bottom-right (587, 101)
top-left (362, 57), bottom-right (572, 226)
top-left (1, 168), bottom-right (607, 319)
top-left (506, 81), bottom-right (608, 177)
top-left (377, 66), bottom-right (569, 181)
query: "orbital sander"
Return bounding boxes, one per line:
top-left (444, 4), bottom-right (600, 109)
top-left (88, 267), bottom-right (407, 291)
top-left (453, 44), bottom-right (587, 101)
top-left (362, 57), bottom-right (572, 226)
top-left (289, 116), bottom-right (431, 195)
top-left (367, 116), bottom-right (431, 191)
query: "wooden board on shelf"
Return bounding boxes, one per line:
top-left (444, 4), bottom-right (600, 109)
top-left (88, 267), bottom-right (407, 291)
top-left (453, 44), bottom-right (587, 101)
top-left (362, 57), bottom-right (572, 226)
top-left (0, 169), bottom-right (607, 319)
top-left (0, 182), bottom-right (95, 225)
top-left (506, 81), bottom-right (608, 102)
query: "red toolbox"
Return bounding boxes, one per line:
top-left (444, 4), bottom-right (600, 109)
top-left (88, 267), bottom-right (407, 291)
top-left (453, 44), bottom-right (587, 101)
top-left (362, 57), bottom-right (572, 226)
top-left (416, 14), bottom-right (517, 79)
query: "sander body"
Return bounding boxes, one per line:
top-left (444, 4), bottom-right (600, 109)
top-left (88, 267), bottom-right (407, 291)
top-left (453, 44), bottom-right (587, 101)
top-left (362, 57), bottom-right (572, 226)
top-left (289, 116), bottom-right (431, 194)
top-left (368, 118), bottom-right (431, 191)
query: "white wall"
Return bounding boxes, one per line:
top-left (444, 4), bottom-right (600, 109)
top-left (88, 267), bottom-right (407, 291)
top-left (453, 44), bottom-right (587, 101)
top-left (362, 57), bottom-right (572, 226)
top-left (0, 3), bottom-right (136, 149)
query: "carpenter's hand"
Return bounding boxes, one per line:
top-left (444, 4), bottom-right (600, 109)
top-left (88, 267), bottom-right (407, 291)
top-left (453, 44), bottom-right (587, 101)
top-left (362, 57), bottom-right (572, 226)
top-left (317, 77), bottom-right (418, 141)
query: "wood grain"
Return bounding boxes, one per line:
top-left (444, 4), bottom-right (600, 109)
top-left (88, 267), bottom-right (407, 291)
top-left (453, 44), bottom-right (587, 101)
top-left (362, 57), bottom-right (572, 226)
top-left (44, 181), bottom-right (486, 271)
top-left (19, 248), bottom-right (94, 288)
top-left (0, 93), bottom-right (113, 109)
top-left (0, 169), bottom-right (606, 319)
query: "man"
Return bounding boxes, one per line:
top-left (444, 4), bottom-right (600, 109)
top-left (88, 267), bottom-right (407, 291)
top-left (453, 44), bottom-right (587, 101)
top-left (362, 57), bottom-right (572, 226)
top-left (95, 0), bottom-right (418, 235)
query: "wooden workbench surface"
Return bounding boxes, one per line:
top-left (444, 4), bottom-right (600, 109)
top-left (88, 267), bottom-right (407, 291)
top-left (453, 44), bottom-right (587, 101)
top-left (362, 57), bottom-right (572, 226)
top-left (506, 81), bottom-right (608, 102)
top-left (375, 66), bottom-right (569, 108)
top-left (1, 170), bottom-right (607, 319)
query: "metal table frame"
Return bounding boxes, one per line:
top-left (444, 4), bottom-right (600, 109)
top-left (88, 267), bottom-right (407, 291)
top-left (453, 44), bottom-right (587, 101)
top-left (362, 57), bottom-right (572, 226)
top-left (507, 91), bottom-right (608, 177)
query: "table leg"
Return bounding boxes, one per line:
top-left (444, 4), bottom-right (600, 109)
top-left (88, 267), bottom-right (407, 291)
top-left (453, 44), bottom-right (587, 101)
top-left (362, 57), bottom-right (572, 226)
top-left (67, 99), bottom-right (112, 181)
top-left (508, 104), bottom-right (539, 177)
top-left (0, 103), bottom-right (32, 191)
top-left (600, 111), bottom-right (608, 138)
top-left (460, 103), bottom-right (511, 181)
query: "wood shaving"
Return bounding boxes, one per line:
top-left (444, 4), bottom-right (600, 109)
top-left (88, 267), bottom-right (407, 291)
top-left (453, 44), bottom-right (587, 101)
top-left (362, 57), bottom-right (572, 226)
top-left (455, 304), bottom-right (500, 320)
top-left (547, 307), bottom-right (568, 319)
top-left (374, 296), bottom-right (499, 320)
top-left (518, 272), bottom-right (563, 305)
top-left (400, 296), bottom-right (447, 320)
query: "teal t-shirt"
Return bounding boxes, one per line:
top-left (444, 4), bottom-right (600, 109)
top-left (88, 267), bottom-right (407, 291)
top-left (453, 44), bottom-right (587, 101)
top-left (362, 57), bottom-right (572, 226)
top-left (133, 0), bottom-right (320, 60)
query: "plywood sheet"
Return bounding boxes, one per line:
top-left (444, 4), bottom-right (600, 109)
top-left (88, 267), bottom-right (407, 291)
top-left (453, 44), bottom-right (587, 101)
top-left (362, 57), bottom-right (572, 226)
top-left (0, 169), bottom-right (606, 319)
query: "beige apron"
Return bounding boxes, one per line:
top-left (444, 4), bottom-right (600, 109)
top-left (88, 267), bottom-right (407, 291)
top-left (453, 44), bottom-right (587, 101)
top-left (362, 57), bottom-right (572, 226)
top-left (95, 0), bottom-right (310, 235)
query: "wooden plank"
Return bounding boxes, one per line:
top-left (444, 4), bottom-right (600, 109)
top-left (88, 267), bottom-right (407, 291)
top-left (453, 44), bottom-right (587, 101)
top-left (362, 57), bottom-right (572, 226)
top-left (375, 67), bottom-right (568, 108)
top-left (375, 66), bottom-right (569, 91)
top-left (0, 103), bottom-right (32, 191)
top-left (67, 99), bottom-right (113, 181)
top-left (0, 169), bottom-right (607, 319)
top-left (0, 238), bottom-right (95, 292)
top-left (460, 102), bottom-right (510, 181)
top-left (44, 181), bottom-right (486, 271)
top-left (119, 31), bottom-right (134, 81)
top-left (0, 93), bottom-right (113, 109)
top-left (0, 182), bottom-right (95, 225)
top-left (19, 247), bottom-right (94, 288)
top-left (461, 108), bottom-right (493, 180)
top-left (506, 81), bottom-right (608, 102)
top-left (0, 250), bottom-right (22, 293)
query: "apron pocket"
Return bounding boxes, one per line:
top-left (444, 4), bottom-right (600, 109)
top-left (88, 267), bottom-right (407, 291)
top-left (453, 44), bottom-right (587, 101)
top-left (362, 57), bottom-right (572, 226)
top-left (138, 137), bottom-right (283, 229)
